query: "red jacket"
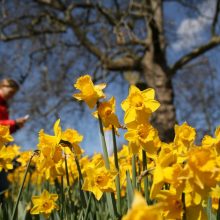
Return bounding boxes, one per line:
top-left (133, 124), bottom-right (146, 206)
top-left (0, 95), bottom-right (17, 133)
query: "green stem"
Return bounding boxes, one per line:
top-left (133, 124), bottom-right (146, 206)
top-left (74, 154), bottom-right (88, 206)
top-left (126, 171), bottom-right (133, 209)
top-left (182, 193), bottom-right (186, 220)
top-left (84, 193), bottom-right (92, 220)
top-left (132, 155), bottom-right (136, 189)
top-left (61, 176), bottom-right (64, 220)
top-left (74, 154), bottom-right (84, 182)
top-left (64, 154), bottom-right (70, 187)
top-left (142, 150), bottom-right (149, 202)
top-left (97, 113), bottom-right (117, 217)
top-left (98, 115), bottom-right (110, 169)
top-left (11, 151), bottom-right (37, 220)
top-left (217, 198), bottom-right (220, 220)
top-left (112, 126), bottom-right (121, 216)
top-left (64, 152), bottom-right (75, 216)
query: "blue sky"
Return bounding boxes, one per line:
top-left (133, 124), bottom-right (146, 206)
top-left (1, 0), bottom-right (220, 155)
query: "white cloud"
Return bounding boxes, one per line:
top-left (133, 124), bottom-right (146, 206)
top-left (172, 0), bottom-right (216, 51)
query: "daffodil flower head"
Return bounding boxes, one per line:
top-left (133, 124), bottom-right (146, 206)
top-left (30, 189), bottom-right (59, 218)
top-left (202, 125), bottom-right (220, 155)
top-left (0, 146), bottom-right (14, 171)
top-left (93, 97), bottom-right (120, 128)
top-left (187, 147), bottom-right (219, 189)
top-left (36, 119), bottom-right (64, 179)
top-left (156, 190), bottom-right (183, 220)
top-left (124, 123), bottom-right (159, 156)
top-left (121, 85), bottom-right (160, 125)
top-left (73, 75), bottom-right (106, 109)
top-left (174, 122), bottom-right (196, 144)
top-left (174, 122), bottom-right (196, 157)
top-left (0, 125), bottom-right (14, 148)
top-left (61, 128), bottom-right (84, 155)
top-left (82, 163), bottom-right (117, 200)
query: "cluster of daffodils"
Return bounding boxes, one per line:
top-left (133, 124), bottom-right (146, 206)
top-left (73, 75), bottom-right (220, 219)
top-left (0, 125), bottom-right (15, 172)
top-left (1, 74), bottom-right (220, 220)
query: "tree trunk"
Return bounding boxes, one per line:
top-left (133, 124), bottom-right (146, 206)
top-left (141, 53), bottom-right (176, 142)
top-left (137, 0), bottom-right (176, 142)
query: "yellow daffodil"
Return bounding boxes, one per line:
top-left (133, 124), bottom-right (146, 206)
top-left (210, 185), bottom-right (220, 211)
top-left (181, 146), bottom-right (219, 207)
top-left (82, 162), bottom-right (117, 200)
top-left (37, 119), bottom-right (63, 164)
top-left (202, 126), bottom-right (220, 155)
top-left (61, 128), bottom-right (84, 155)
top-left (156, 190), bottom-right (183, 220)
top-left (122, 191), bottom-right (163, 220)
top-left (30, 189), bottom-right (59, 218)
top-left (38, 119), bottom-right (62, 151)
top-left (93, 97), bottom-right (120, 128)
top-left (37, 119), bottom-right (64, 180)
top-left (73, 75), bottom-right (106, 109)
top-left (174, 122), bottom-right (196, 156)
top-left (187, 147), bottom-right (219, 189)
top-left (0, 144), bottom-right (21, 172)
top-left (125, 122), bottom-right (160, 156)
top-left (121, 85), bottom-right (160, 125)
top-left (150, 144), bottom-right (177, 199)
top-left (0, 146), bottom-right (15, 171)
top-left (163, 163), bottom-right (190, 196)
top-left (0, 125), bottom-right (14, 147)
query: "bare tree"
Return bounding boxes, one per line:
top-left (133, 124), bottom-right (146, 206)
top-left (0, 0), bottom-right (220, 142)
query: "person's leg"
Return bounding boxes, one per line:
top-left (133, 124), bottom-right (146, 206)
top-left (0, 170), bottom-right (9, 202)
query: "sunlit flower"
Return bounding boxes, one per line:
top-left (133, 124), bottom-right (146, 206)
top-left (124, 122), bottom-right (160, 156)
top-left (73, 75), bottom-right (106, 109)
top-left (93, 97), bottom-right (120, 128)
top-left (0, 146), bottom-right (15, 171)
top-left (202, 126), bottom-right (220, 155)
top-left (187, 147), bottom-right (219, 189)
top-left (174, 122), bottom-right (196, 157)
top-left (37, 119), bottom-right (64, 179)
top-left (121, 85), bottom-right (160, 125)
top-left (61, 128), bottom-right (84, 155)
top-left (30, 189), bottom-right (59, 218)
top-left (82, 161), bottom-right (117, 200)
top-left (156, 190), bottom-right (183, 219)
top-left (0, 125), bottom-right (14, 147)
top-left (150, 144), bottom-right (177, 199)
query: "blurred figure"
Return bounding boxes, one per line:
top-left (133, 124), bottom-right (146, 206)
top-left (0, 78), bottom-right (29, 201)
top-left (0, 78), bottom-right (28, 132)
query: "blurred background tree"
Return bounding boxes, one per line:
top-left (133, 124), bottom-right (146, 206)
top-left (0, 0), bottom-right (220, 151)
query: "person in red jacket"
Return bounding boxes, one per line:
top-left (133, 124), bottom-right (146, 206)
top-left (0, 78), bottom-right (29, 202)
top-left (0, 78), bottom-right (28, 132)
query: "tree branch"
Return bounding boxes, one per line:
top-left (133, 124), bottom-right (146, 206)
top-left (0, 29), bottom-right (65, 41)
top-left (211, 0), bottom-right (220, 36)
top-left (1, 1), bottom-right (141, 71)
top-left (62, 4), bottom-right (141, 71)
top-left (170, 36), bottom-right (220, 73)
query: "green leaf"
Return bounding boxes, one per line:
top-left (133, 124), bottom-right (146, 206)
top-left (126, 171), bottom-right (133, 209)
